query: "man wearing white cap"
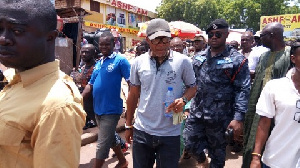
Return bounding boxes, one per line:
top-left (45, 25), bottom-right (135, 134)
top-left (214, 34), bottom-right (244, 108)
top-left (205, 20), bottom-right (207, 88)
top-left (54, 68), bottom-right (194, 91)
top-left (194, 34), bottom-right (206, 55)
top-left (125, 18), bottom-right (197, 168)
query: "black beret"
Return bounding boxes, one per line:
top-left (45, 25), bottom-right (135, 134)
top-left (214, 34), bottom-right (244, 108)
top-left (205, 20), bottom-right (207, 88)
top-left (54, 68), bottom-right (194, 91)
top-left (206, 19), bottom-right (229, 33)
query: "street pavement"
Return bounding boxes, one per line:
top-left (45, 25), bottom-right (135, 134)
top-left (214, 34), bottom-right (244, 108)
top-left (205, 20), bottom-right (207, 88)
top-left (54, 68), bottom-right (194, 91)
top-left (79, 125), bottom-right (243, 168)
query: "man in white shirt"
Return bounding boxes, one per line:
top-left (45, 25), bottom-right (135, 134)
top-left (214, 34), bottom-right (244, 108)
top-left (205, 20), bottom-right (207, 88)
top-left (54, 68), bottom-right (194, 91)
top-left (240, 31), bottom-right (268, 80)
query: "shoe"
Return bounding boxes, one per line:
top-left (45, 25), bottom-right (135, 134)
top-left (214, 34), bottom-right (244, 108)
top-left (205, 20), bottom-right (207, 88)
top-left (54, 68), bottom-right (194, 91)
top-left (198, 158), bottom-right (209, 168)
top-left (89, 120), bottom-right (97, 128)
top-left (82, 125), bottom-right (88, 130)
top-left (85, 120), bottom-right (97, 128)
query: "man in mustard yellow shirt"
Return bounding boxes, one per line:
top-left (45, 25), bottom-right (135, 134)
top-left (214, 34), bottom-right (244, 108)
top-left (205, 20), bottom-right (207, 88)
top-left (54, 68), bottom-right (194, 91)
top-left (0, 0), bottom-right (86, 168)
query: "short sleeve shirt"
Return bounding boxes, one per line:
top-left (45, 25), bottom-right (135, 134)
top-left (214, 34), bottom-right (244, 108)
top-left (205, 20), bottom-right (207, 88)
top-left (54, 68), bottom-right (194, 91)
top-left (256, 68), bottom-right (300, 168)
top-left (130, 50), bottom-right (196, 136)
top-left (89, 52), bottom-right (130, 115)
top-left (0, 60), bottom-right (86, 168)
top-left (248, 46), bottom-right (269, 72)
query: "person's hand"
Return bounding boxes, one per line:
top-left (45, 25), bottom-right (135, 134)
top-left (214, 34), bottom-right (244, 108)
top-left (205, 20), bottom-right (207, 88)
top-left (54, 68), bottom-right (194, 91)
top-left (227, 120), bottom-right (243, 140)
top-left (250, 156), bottom-right (261, 168)
top-left (166, 98), bottom-right (185, 113)
top-left (125, 129), bottom-right (133, 144)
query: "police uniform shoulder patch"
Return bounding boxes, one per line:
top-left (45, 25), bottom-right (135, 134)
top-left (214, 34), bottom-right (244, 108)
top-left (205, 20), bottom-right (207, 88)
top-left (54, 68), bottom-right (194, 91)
top-left (225, 57), bottom-right (233, 63)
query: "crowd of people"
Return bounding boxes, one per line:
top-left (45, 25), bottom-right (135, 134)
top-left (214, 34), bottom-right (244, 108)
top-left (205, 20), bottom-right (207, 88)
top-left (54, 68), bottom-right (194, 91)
top-left (0, 1), bottom-right (299, 168)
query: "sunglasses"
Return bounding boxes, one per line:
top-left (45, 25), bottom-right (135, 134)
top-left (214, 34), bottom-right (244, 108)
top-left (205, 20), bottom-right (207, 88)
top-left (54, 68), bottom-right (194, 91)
top-left (260, 32), bottom-right (273, 38)
top-left (208, 32), bottom-right (223, 39)
top-left (294, 100), bottom-right (300, 123)
top-left (151, 37), bottom-right (170, 45)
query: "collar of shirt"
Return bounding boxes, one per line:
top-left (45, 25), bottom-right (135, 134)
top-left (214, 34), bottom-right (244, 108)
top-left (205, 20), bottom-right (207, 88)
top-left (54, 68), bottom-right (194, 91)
top-left (9, 60), bottom-right (60, 87)
top-left (99, 52), bottom-right (117, 65)
top-left (3, 68), bottom-right (16, 83)
top-left (206, 45), bottom-right (231, 59)
top-left (286, 67), bottom-right (294, 80)
top-left (102, 52), bottom-right (117, 60)
top-left (149, 49), bottom-right (174, 60)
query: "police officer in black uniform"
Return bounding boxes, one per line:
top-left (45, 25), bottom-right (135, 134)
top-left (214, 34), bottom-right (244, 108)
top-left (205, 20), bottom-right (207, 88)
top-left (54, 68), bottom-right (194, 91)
top-left (184, 19), bottom-right (251, 168)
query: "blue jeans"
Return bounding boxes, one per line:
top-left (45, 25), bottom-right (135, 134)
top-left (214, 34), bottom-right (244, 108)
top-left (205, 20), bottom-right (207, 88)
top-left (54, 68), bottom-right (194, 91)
top-left (95, 114), bottom-right (120, 159)
top-left (133, 128), bottom-right (180, 168)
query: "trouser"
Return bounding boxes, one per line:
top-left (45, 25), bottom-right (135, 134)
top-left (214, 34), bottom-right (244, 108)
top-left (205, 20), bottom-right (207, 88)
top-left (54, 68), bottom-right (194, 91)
top-left (95, 114), bottom-right (121, 159)
top-left (132, 128), bottom-right (180, 168)
top-left (184, 116), bottom-right (230, 168)
top-left (83, 94), bottom-right (96, 122)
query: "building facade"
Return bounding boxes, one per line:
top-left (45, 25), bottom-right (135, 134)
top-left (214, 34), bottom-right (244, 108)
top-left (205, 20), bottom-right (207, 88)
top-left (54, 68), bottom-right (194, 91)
top-left (81, 0), bottom-right (156, 50)
top-left (55, 0), bottom-right (155, 69)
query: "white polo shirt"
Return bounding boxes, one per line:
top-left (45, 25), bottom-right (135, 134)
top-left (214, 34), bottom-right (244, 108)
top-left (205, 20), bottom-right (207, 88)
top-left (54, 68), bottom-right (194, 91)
top-left (256, 68), bottom-right (300, 168)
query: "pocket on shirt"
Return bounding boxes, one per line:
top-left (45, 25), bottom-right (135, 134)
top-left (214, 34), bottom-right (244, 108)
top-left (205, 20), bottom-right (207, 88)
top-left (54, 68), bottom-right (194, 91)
top-left (211, 63), bottom-right (234, 84)
top-left (212, 90), bottom-right (233, 115)
top-left (0, 121), bottom-right (25, 146)
top-left (139, 70), bottom-right (155, 92)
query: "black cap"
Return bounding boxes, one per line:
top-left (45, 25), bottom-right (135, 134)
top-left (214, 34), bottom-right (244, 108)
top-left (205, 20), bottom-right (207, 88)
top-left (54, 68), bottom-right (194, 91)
top-left (206, 19), bottom-right (229, 33)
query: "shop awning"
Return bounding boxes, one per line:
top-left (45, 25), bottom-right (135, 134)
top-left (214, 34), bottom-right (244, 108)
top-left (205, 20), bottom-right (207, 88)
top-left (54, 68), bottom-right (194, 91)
top-left (138, 21), bottom-right (202, 39)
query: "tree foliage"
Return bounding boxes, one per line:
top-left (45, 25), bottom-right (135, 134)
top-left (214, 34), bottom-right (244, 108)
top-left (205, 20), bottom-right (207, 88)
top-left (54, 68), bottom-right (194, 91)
top-left (156, 0), bottom-right (300, 31)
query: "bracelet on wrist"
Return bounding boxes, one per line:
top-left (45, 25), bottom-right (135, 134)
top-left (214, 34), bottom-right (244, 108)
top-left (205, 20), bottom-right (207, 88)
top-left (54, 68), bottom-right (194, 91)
top-left (251, 153), bottom-right (262, 157)
top-left (182, 96), bottom-right (188, 105)
top-left (125, 123), bottom-right (133, 129)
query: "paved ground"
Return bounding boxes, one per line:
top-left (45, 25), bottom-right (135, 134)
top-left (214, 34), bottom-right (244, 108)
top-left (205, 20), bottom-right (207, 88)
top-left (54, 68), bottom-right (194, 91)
top-left (79, 131), bottom-right (243, 168)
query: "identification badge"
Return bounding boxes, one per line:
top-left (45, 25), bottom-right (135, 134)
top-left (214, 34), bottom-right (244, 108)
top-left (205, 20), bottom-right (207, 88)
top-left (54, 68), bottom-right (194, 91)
top-left (217, 57), bottom-right (233, 64)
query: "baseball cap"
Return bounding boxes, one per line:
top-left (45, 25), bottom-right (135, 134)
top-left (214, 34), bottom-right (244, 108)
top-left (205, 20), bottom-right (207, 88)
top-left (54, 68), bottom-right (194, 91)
top-left (206, 19), bottom-right (229, 33)
top-left (146, 18), bottom-right (171, 40)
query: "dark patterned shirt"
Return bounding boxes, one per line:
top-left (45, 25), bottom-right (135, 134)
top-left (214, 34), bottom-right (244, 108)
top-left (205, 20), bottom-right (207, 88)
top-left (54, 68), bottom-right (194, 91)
top-left (190, 45), bottom-right (251, 121)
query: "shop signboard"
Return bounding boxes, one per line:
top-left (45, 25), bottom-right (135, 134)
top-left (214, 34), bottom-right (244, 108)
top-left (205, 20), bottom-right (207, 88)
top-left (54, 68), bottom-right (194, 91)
top-left (85, 21), bottom-right (139, 34)
top-left (110, 0), bottom-right (148, 16)
top-left (260, 13), bottom-right (300, 36)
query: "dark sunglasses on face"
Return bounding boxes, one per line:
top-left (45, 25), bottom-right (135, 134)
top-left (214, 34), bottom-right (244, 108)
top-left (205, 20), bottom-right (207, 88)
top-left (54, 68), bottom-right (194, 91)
top-left (151, 37), bottom-right (170, 45)
top-left (208, 32), bottom-right (223, 39)
top-left (260, 32), bottom-right (273, 38)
